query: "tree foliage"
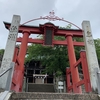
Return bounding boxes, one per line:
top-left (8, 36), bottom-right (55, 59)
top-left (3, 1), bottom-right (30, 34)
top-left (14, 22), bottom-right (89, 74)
top-left (94, 38), bottom-right (100, 64)
top-left (73, 37), bottom-right (84, 60)
top-left (26, 36), bottom-right (69, 76)
top-left (25, 35), bottom-right (84, 76)
top-left (25, 25), bottom-right (100, 76)
top-left (0, 49), bottom-right (4, 55)
top-left (0, 49), bottom-right (4, 65)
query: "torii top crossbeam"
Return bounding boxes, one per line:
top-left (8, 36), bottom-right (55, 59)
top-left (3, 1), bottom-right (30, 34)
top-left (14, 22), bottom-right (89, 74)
top-left (4, 22), bottom-right (84, 46)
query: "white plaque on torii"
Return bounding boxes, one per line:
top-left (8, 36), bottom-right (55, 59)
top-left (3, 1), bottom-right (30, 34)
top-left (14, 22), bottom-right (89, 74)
top-left (0, 15), bottom-right (21, 89)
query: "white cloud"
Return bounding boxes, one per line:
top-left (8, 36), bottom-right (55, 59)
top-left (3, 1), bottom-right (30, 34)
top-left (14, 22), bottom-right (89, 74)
top-left (0, 0), bottom-right (100, 48)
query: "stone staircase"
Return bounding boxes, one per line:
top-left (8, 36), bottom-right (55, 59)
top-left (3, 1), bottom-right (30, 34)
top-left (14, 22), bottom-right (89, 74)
top-left (0, 86), bottom-right (99, 100)
top-left (9, 92), bottom-right (99, 100)
top-left (28, 83), bottom-right (55, 92)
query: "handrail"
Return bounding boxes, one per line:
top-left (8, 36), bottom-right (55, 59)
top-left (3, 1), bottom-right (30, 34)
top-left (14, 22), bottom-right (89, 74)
top-left (0, 90), bottom-right (12, 100)
top-left (0, 67), bottom-right (12, 77)
top-left (0, 62), bottom-right (15, 91)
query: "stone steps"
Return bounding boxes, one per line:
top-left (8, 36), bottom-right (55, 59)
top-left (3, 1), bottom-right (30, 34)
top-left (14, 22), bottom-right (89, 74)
top-left (9, 92), bottom-right (99, 100)
top-left (28, 83), bottom-right (55, 92)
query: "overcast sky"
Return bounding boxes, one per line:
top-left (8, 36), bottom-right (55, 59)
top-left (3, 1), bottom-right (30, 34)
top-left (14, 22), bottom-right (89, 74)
top-left (0, 0), bottom-right (100, 49)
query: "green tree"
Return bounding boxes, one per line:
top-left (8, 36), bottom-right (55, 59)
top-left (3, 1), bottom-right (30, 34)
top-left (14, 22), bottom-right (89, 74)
top-left (0, 49), bottom-right (4, 66)
top-left (25, 34), bottom-right (85, 76)
top-left (73, 37), bottom-right (84, 60)
top-left (94, 38), bottom-right (100, 64)
top-left (26, 36), bottom-right (69, 76)
top-left (25, 25), bottom-right (85, 76)
top-left (0, 49), bottom-right (4, 55)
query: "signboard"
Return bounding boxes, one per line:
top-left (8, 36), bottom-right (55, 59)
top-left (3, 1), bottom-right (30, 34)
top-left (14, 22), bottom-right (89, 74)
top-left (58, 81), bottom-right (64, 89)
top-left (44, 29), bottom-right (52, 45)
top-left (58, 86), bottom-right (64, 89)
top-left (58, 81), bottom-right (63, 85)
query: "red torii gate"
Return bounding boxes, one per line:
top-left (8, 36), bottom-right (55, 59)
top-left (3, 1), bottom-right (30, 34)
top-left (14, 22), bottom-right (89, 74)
top-left (3, 11), bottom-right (91, 93)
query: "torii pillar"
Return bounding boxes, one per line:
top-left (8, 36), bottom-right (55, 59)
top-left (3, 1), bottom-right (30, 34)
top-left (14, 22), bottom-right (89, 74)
top-left (66, 34), bottom-right (82, 93)
top-left (11, 31), bottom-right (30, 92)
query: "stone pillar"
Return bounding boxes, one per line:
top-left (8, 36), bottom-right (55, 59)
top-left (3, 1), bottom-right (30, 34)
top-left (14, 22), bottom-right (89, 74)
top-left (66, 34), bottom-right (82, 93)
top-left (82, 21), bottom-right (100, 92)
top-left (0, 15), bottom-right (20, 89)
